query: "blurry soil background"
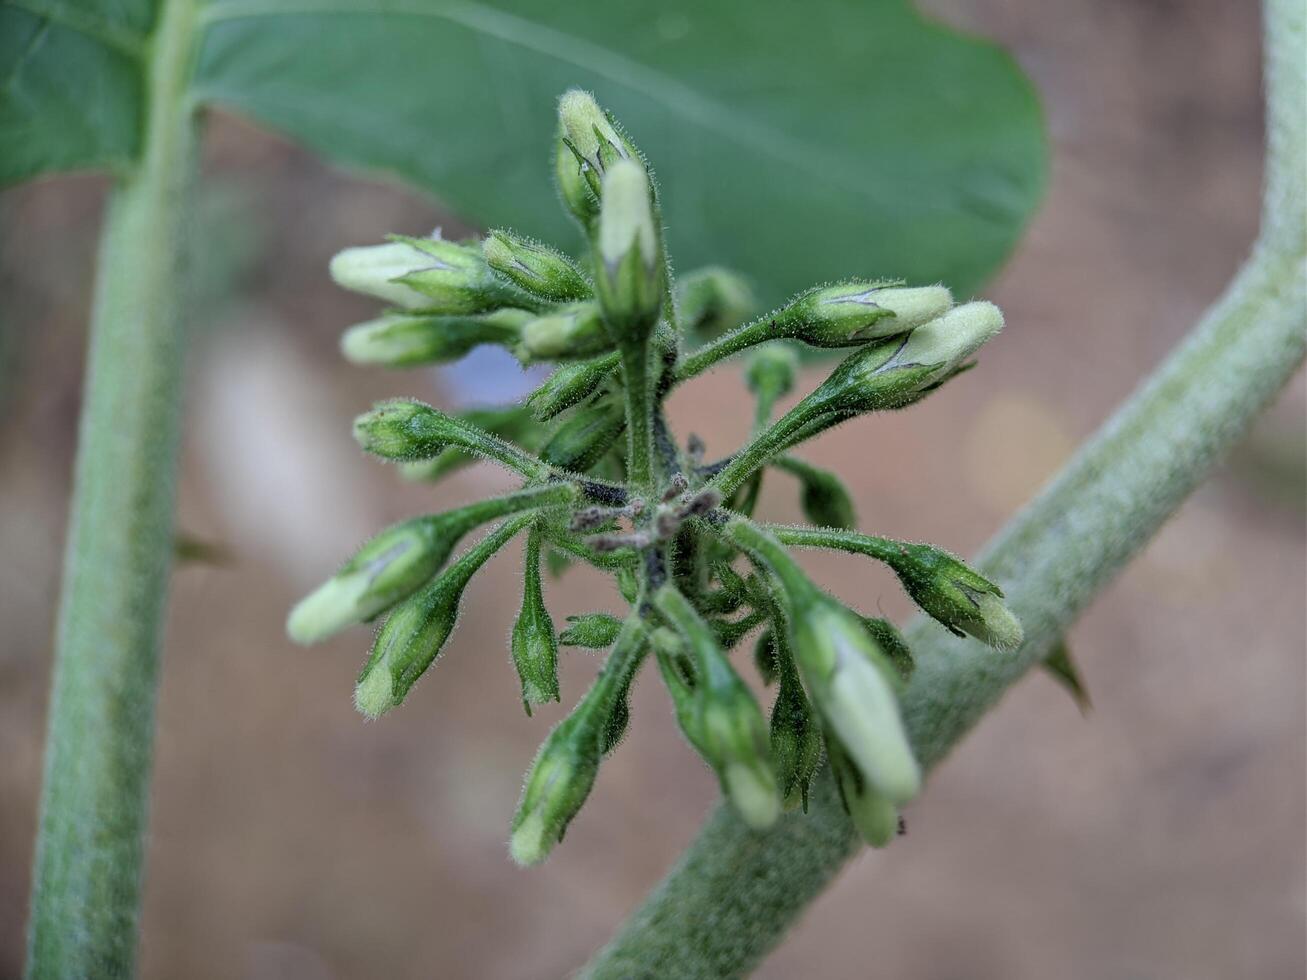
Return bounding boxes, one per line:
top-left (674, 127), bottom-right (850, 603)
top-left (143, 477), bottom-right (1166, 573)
top-left (2, 1), bottom-right (1304, 978)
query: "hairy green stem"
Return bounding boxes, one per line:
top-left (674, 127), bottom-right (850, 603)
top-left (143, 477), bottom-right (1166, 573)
top-left (24, 1), bottom-right (200, 976)
top-left (584, 1), bottom-right (1304, 976)
top-left (620, 337), bottom-right (657, 492)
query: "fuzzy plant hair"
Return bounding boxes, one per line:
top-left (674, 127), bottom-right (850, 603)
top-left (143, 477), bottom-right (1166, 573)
top-left (288, 89), bottom-right (1022, 865)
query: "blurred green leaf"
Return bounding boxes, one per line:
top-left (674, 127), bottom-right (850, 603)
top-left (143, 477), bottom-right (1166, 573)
top-left (4, 0), bottom-right (1047, 300)
top-left (191, 0), bottom-right (1046, 301)
top-left (0, 0), bottom-right (151, 184)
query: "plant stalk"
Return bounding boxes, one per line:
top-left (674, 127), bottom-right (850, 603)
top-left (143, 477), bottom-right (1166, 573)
top-left (583, 0), bottom-right (1304, 975)
top-left (25, 0), bottom-right (200, 976)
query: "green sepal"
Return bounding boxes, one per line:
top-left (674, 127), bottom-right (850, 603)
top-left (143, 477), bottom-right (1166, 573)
top-left (526, 351), bottom-right (621, 421)
top-left (539, 401), bottom-right (626, 473)
top-left (559, 612), bottom-right (624, 649)
top-left (511, 527), bottom-right (561, 712)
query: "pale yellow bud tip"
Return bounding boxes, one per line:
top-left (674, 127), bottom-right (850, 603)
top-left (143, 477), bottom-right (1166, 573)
top-left (354, 667), bottom-right (395, 720)
top-left (973, 592), bottom-right (1024, 651)
top-left (287, 574), bottom-right (370, 645)
top-left (509, 812), bottom-right (551, 866)
top-left (725, 764), bottom-right (782, 830)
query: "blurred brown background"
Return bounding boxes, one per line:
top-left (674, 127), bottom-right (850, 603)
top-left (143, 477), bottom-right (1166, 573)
top-left (2, 1), bottom-right (1304, 978)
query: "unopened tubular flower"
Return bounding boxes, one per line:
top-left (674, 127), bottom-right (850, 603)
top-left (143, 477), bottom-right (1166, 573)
top-left (790, 599), bottom-right (921, 805)
top-left (539, 402), bottom-right (625, 472)
top-left (654, 586), bottom-right (780, 829)
top-left (352, 400), bottom-right (547, 478)
top-left (595, 159), bottom-right (663, 333)
top-left (526, 353), bottom-right (620, 420)
top-left (816, 300), bottom-right (1004, 413)
top-left (883, 543), bottom-right (1023, 650)
top-left (355, 516), bottom-right (533, 718)
top-left (557, 89), bottom-right (639, 197)
top-left (521, 304), bottom-right (613, 360)
top-left (826, 730), bottom-right (900, 848)
top-left (331, 235), bottom-right (518, 315)
top-left (289, 484), bottom-right (576, 645)
top-left (779, 282), bottom-right (953, 348)
top-left (340, 309), bottom-right (529, 367)
top-left (483, 230), bottom-right (592, 302)
top-left (509, 705), bottom-right (602, 865)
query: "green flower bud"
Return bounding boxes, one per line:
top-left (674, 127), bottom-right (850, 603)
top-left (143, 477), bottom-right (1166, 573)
top-left (790, 599), bottom-right (921, 806)
top-left (595, 159), bottom-right (663, 333)
top-left (386, 235), bottom-right (521, 315)
top-left (539, 401), bottom-right (625, 472)
top-left (753, 629), bottom-right (779, 685)
top-left (353, 399), bottom-right (546, 478)
top-left (483, 230), bottom-right (592, 302)
top-left (559, 612), bottom-right (624, 648)
top-left (654, 586), bottom-right (780, 829)
top-left (775, 456), bottom-right (857, 530)
top-left (816, 300), bottom-right (1004, 413)
top-left (678, 267), bottom-right (756, 338)
top-left (861, 617), bottom-right (914, 683)
top-left (769, 650), bottom-right (823, 811)
top-left (616, 565), bottom-right (640, 604)
top-left (557, 89), bottom-right (638, 198)
top-left (826, 730), bottom-right (900, 848)
top-left (883, 543), bottom-right (1023, 650)
top-left (328, 240), bottom-right (439, 310)
top-left (526, 352), bottom-right (620, 421)
top-left (780, 282), bottom-right (953, 348)
top-left (288, 515), bottom-right (454, 645)
top-left (340, 309), bottom-right (529, 367)
top-left (509, 705), bottom-right (603, 866)
top-left (744, 345), bottom-right (799, 402)
top-left (355, 516), bottom-right (532, 718)
top-left (398, 405), bottom-right (542, 482)
top-left (511, 530), bottom-right (560, 712)
top-left (601, 675), bottom-right (633, 755)
top-left (521, 303), bottom-right (613, 360)
top-left (555, 133), bottom-right (600, 227)
top-left (291, 484), bottom-right (576, 646)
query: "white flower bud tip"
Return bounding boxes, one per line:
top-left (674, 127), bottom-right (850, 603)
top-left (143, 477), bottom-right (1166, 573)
top-left (286, 574), bottom-right (370, 645)
top-left (971, 592), bottom-right (1024, 651)
top-left (820, 284), bottom-right (952, 334)
top-left (598, 159), bottom-right (656, 270)
top-left (354, 667), bottom-right (395, 720)
top-left (329, 242), bottom-right (433, 310)
top-left (509, 812), bottom-right (551, 867)
top-left (724, 763), bottom-right (782, 830)
top-left (898, 300), bottom-right (1003, 370)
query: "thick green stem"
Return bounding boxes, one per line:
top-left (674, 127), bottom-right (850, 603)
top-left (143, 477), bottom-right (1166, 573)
top-left (584, 1), bottom-right (1304, 976)
top-left (25, 1), bottom-right (199, 976)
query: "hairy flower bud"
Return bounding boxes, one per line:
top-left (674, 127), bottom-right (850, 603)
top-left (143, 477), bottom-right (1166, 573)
top-left (538, 401), bottom-right (625, 472)
top-left (331, 235), bottom-right (518, 315)
top-left (521, 303), bottom-right (613, 360)
top-left (790, 599), bottom-right (921, 805)
top-left (826, 731), bottom-right (900, 848)
top-left (678, 267), bottom-right (756, 338)
top-left (654, 586), bottom-right (780, 829)
top-left (559, 612), bottom-right (624, 648)
top-left (780, 282), bottom-right (953, 348)
top-left (770, 654), bottom-right (823, 811)
top-left (882, 543), bottom-right (1023, 650)
top-left (595, 159), bottom-right (663, 333)
top-left (776, 457), bottom-right (857, 530)
top-left (352, 519), bottom-right (526, 718)
top-left (744, 345), bottom-right (799, 402)
top-left (509, 705), bottom-right (603, 866)
top-left (526, 352), bottom-right (620, 420)
top-left (290, 485), bottom-right (575, 646)
top-left (340, 309), bottom-right (529, 367)
top-left (557, 89), bottom-right (638, 197)
top-left (511, 531), bottom-right (560, 711)
top-left (353, 400), bottom-right (547, 478)
top-left (288, 516), bottom-right (454, 645)
top-left (483, 230), bottom-right (592, 302)
top-left (555, 134), bottom-right (600, 227)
